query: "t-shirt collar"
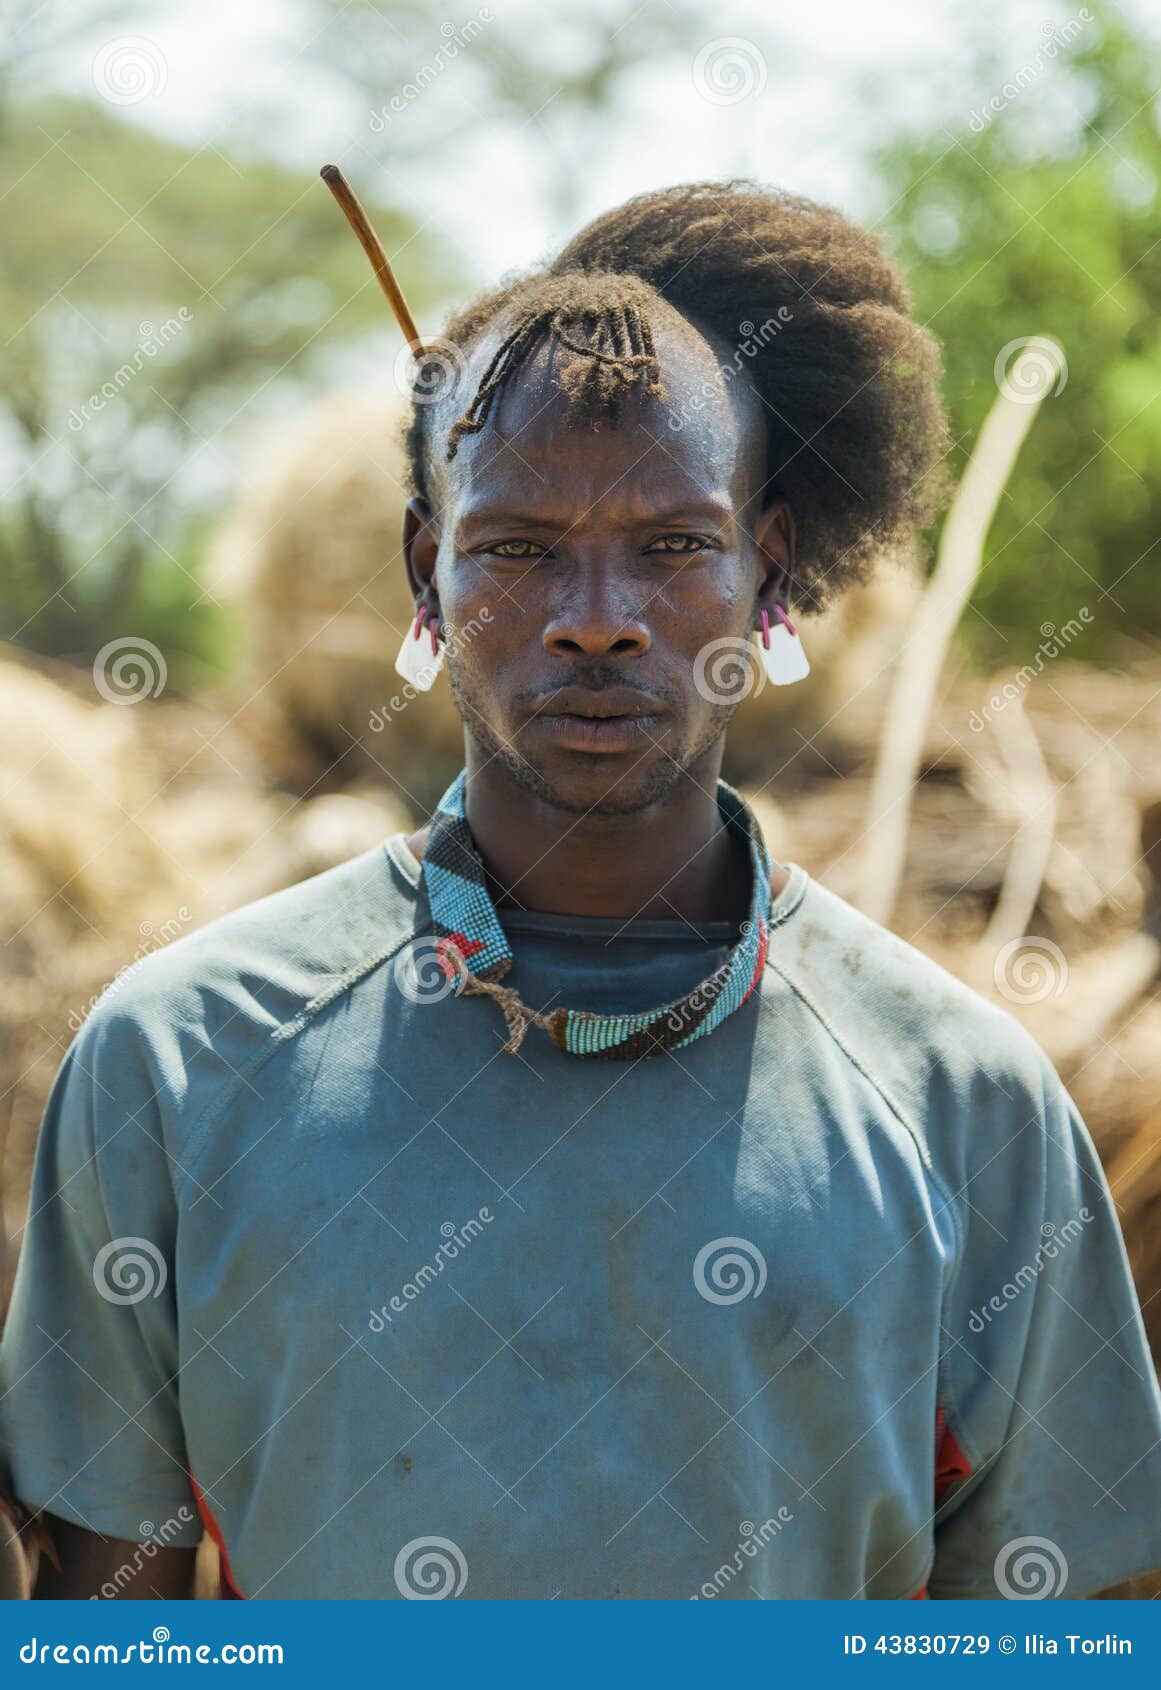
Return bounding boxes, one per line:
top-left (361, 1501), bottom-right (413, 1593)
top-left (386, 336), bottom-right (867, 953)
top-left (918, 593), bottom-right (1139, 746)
top-left (418, 769), bottom-right (775, 1060)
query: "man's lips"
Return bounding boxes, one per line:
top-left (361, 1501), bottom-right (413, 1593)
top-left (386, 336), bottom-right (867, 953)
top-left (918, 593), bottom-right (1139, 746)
top-left (531, 688), bottom-right (667, 754)
top-left (539, 686), bottom-right (664, 720)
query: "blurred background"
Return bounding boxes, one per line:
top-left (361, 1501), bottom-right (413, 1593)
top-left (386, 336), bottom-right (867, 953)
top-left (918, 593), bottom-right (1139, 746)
top-left (3, 0), bottom-right (1161, 1587)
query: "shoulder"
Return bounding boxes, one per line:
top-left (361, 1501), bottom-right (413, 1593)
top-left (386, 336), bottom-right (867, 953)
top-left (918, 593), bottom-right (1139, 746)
top-left (768, 869), bottom-right (1057, 1176)
top-left (68, 838), bottom-right (419, 1114)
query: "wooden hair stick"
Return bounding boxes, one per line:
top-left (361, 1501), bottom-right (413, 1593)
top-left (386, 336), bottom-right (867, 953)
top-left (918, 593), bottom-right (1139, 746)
top-left (320, 164), bottom-right (425, 357)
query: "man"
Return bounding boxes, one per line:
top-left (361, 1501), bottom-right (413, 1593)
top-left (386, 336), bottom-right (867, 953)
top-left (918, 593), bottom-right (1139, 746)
top-left (3, 182), bottom-right (1160, 1600)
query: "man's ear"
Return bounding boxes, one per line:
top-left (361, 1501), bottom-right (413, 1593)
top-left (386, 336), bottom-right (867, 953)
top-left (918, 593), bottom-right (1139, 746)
top-left (753, 498), bottom-right (797, 614)
top-left (403, 497), bottom-right (441, 606)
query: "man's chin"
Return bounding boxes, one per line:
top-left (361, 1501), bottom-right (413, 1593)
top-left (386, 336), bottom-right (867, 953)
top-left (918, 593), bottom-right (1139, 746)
top-left (471, 733), bottom-right (686, 817)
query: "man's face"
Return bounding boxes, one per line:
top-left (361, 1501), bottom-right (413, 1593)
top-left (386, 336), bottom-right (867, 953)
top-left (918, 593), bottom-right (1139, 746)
top-left (405, 307), bottom-right (790, 815)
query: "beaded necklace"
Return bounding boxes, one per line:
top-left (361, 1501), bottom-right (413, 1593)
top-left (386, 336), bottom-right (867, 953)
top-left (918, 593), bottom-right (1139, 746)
top-left (420, 770), bottom-right (774, 1059)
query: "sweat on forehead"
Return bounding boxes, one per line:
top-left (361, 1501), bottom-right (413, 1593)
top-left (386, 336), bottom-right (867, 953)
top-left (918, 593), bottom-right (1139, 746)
top-left (421, 287), bottom-right (766, 513)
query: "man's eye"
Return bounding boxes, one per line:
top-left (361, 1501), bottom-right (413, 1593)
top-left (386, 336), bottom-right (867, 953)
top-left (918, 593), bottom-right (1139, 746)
top-left (486, 540), bottom-right (547, 560)
top-left (644, 534), bottom-right (714, 555)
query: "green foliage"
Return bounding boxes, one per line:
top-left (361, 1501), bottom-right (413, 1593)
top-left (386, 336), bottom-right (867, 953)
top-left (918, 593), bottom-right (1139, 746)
top-left (6, 2), bottom-right (1160, 683)
top-left (0, 95), bottom-right (453, 684)
top-left (874, 4), bottom-right (1161, 664)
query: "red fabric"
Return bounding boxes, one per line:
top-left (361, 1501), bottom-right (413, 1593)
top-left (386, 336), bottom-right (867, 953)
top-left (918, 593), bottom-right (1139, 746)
top-left (934, 1404), bottom-right (973, 1502)
top-left (189, 1471), bottom-right (245, 1599)
top-left (907, 1405), bottom-right (974, 1597)
top-left (741, 916), bottom-right (769, 1003)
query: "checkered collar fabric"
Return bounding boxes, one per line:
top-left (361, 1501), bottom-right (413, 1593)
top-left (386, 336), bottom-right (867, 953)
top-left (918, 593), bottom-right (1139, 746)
top-left (419, 770), bottom-right (774, 1060)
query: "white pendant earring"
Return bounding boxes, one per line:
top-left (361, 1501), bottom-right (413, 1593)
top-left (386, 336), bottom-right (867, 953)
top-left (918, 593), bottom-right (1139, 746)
top-left (756, 605), bottom-right (810, 686)
top-left (395, 607), bottom-right (445, 691)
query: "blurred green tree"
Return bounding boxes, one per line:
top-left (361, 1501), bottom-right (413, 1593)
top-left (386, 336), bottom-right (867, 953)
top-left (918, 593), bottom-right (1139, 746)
top-left (0, 94), bottom-right (450, 681)
top-left (873, 3), bottom-right (1161, 665)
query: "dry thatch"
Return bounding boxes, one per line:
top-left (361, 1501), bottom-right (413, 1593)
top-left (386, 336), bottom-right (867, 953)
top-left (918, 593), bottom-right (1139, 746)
top-left (0, 651), bottom-right (408, 1297)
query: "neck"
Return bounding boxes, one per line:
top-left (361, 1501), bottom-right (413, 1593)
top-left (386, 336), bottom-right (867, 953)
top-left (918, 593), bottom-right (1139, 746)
top-left (458, 744), bottom-right (752, 925)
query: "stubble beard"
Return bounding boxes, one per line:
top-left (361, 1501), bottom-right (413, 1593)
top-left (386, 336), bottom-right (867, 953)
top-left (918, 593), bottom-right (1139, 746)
top-left (447, 662), bottom-right (737, 817)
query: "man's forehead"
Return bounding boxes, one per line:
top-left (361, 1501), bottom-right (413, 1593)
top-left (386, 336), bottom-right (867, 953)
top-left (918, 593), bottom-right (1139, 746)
top-left (425, 302), bottom-right (764, 514)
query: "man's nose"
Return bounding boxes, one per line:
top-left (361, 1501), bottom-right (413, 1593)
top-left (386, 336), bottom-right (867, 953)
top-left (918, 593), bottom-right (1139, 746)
top-left (541, 577), bottom-right (652, 660)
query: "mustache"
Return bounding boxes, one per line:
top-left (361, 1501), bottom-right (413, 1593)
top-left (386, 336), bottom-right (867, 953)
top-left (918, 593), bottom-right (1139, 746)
top-left (515, 667), bottom-right (684, 711)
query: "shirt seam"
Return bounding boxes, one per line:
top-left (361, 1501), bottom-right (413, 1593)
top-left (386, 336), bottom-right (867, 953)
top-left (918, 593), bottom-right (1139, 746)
top-left (761, 912), bottom-right (966, 1273)
top-left (176, 933), bottom-right (421, 1197)
top-left (762, 951), bottom-right (962, 1241)
top-left (762, 924), bottom-right (968, 1493)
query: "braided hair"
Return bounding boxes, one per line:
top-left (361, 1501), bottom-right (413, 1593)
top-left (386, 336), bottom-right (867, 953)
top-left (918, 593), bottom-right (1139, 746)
top-left (405, 180), bottom-right (949, 614)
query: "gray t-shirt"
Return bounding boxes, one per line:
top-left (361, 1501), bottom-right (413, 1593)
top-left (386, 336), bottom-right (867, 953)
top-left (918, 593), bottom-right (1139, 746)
top-left (2, 833), bottom-right (1159, 1600)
